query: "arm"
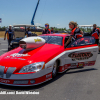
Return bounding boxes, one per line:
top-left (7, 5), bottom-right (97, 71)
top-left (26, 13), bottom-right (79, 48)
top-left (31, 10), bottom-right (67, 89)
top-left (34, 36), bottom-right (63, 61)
top-left (4, 31), bottom-right (7, 40)
top-left (25, 31), bottom-right (28, 37)
top-left (77, 28), bottom-right (83, 35)
top-left (80, 30), bottom-right (83, 35)
top-left (64, 36), bottom-right (72, 47)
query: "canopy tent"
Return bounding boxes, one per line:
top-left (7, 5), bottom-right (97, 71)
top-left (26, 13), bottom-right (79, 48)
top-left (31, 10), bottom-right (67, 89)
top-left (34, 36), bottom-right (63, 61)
top-left (78, 25), bottom-right (93, 27)
top-left (13, 24), bottom-right (36, 27)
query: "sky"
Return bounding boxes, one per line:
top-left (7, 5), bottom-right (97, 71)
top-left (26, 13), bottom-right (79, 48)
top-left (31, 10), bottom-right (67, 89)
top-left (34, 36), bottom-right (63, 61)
top-left (0, 0), bottom-right (100, 29)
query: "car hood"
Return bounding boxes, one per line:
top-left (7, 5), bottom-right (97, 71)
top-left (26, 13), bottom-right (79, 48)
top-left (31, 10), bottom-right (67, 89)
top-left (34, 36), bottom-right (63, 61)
top-left (0, 44), bottom-right (64, 73)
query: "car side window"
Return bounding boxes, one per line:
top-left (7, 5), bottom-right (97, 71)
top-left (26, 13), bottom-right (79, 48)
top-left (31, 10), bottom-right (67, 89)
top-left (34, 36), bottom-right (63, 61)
top-left (67, 36), bottom-right (95, 47)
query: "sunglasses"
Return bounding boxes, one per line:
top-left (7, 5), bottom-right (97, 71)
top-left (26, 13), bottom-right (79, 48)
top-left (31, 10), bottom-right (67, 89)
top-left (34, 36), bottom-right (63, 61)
top-left (45, 25), bottom-right (48, 27)
top-left (69, 24), bottom-right (71, 25)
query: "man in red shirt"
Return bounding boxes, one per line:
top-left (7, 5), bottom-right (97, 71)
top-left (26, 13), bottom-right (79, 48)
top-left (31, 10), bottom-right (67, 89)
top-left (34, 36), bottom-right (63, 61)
top-left (42, 23), bottom-right (51, 34)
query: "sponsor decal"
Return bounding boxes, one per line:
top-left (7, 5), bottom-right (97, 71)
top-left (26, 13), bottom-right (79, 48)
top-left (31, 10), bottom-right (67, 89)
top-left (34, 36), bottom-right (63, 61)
top-left (84, 61), bottom-right (95, 66)
top-left (78, 62), bottom-right (84, 67)
top-left (59, 64), bottom-right (70, 72)
top-left (84, 62), bottom-right (89, 66)
top-left (5, 53), bottom-right (30, 60)
top-left (34, 39), bottom-right (42, 42)
top-left (0, 79), bottom-right (10, 83)
top-left (47, 66), bottom-right (52, 69)
top-left (64, 64), bottom-right (70, 69)
top-left (68, 52), bottom-right (93, 61)
top-left (88, 61), bottom-right (95, 66)
top-left (62, 66), bottom-right (64, 71)
top-left (70, 63), bottom-right (78, 68)
top-left (46, 74), bottom-right (51, 79)
top-left (10, 53), bottom-right (30, 57)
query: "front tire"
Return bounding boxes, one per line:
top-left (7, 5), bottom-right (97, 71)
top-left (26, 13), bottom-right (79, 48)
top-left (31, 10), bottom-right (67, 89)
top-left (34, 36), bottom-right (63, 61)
top-left (52, 61), bottom-right (58, 78)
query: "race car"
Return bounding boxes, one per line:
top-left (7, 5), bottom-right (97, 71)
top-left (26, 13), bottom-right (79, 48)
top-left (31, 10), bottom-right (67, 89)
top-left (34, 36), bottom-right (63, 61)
top-left (0, 34), bottom-right (98, 86)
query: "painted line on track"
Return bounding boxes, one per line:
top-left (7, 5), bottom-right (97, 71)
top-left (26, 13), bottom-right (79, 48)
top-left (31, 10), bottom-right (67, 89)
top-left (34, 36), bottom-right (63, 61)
top-left (0, 49), bottom-right (8, 51)
top-left (0, 44), bottom-right (8, 45)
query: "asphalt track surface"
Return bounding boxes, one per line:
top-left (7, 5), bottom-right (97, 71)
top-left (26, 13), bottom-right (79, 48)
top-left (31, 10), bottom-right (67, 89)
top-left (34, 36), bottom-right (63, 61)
top-left (0, 38), bottom-right (100, 100)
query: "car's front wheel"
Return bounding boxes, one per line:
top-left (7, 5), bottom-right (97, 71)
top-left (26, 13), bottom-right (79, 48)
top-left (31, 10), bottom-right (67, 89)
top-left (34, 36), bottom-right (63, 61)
top-left (52, 61), bottom-right (59, 78)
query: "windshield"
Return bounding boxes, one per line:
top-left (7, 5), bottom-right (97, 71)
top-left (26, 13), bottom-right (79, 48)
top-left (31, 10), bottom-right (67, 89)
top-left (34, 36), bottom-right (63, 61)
top-left (39, 36), bottom-right (63, 45)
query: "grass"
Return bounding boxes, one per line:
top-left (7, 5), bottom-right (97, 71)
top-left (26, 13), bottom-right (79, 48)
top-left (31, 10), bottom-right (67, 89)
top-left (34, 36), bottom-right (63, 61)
top-left (0, 31), bottom-right (42, 38)
top-left (0, 31), bottom-right (5, 38)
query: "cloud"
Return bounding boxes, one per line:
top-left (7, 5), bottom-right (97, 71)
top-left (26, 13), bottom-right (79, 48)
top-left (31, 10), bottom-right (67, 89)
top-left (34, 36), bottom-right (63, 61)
top-left (2, 14), bottom-right (4, 16)
top-left (57, 24), bottom-right (60, 25)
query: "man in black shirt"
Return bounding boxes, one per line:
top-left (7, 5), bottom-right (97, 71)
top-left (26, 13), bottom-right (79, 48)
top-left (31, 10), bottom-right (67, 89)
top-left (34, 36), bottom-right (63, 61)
top-left (90, 24), bottom-right (100, 53)
top-left (90, 24), bottom-right (100, 44)
top-left (25, 27), bottom-right (33, 37)
top-left (4, 25), bottom-right (15, 46)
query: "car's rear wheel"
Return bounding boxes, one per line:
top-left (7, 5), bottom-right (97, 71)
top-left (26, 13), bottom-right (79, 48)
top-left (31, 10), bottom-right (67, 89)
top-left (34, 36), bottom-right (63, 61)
top-left (52, 61), bottom-right (59, 78)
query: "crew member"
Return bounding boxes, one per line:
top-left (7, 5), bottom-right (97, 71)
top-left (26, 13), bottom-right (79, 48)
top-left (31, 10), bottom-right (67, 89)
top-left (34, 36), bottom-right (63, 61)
top-left (51, 27), bottom-right (54, 34)
top-left (25, 27), bottom-right (33, 37)
top-left (65, 21), bottom-right (83, 47)
top-left (90, 24), bottom-right (100, 53)
top-left (90, 24), bottom-right (100, 44)
top-left (42, 23), bottom-right (51, 34)
top-left (4, 25), bottom-right (15, 46)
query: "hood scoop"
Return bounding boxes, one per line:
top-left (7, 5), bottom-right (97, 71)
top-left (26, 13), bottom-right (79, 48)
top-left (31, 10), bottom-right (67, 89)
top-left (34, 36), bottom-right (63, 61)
top-left (19, 36), bottom-right (46, 50)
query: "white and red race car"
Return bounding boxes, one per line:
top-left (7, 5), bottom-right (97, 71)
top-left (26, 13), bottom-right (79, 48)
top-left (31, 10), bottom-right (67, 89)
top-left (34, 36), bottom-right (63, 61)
top-left (0, 34), bottom-right (98, 86)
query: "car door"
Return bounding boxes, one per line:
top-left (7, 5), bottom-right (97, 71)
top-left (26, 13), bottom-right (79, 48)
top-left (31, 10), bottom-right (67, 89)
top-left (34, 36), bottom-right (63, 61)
top-left (63, 36), bottom-right (98, 69)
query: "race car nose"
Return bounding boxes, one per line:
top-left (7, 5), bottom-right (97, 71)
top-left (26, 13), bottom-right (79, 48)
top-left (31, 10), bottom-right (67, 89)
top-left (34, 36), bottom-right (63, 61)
top-left (0, 66), bottom-right (16, 78)
top-left (6, 67), bottom-right (16, 78)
